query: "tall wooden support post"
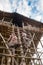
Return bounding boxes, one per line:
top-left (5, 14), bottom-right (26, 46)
top-left (12, 48), bottom-right (15, 65)
top-left (11, 25), bottom-right (15, 65)
top-left (17, 26), bottom-right (26, 65)
top-left (11, 25), bottom-right (18, 65)
top-left (1, 47), bottom-right (5, 65)
top-left (7, 57), bottom-right (11, 65)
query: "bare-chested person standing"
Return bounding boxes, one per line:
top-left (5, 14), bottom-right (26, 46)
top-left (8, 25), bottom-right (18, 53)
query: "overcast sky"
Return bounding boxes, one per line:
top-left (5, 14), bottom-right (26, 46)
top-left (0, 0), bottom-right (43, 23)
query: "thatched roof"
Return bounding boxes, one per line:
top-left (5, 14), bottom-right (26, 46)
top-left (0, 10), bottom-right (43, 27)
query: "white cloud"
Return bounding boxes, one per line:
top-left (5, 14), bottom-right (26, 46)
top-left (35, 15), bottom-right (41, 21)
top-left (16, 0), bottom-right (32, 17)
top-left (37, 0), bottom-right (43, 12)
top-left (0, 0), bottom-right (12, 12)
top-left (11, 0), bottom-right (18, 12)
top-left (32, 15), bottom-right (41, 21)
top-left (0, 3), bottom-right (3, 10)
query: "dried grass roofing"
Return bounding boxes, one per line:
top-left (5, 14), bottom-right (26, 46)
top-left (0, 10), bottom-right (43, 27)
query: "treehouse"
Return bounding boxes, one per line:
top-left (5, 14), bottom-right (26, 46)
top-left (0, 10), bottom-right (43, 65)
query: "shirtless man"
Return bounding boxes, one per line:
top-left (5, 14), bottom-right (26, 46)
top-left (8, 32), bottom-right (18, 54)
top-left (8, 33), bottom-right (17, 47)
top-left (22, 31), bottom-right (28, 48)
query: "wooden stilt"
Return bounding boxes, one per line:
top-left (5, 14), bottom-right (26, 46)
top-left (17, 26), bottom-right (26, 65)
top-left (1, 49), bottom-right (5, 65)
top-left (12, 48), bottom-right (15, 65)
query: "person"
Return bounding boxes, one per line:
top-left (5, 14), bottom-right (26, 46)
top-left (22, 31), bottom-right (29, 48)
top-left (8, 33), bottom-right (17, 46)
top-left (7, 32), bottom-right (18, 53)
top-left (22, 31), bottom-right (31, 48)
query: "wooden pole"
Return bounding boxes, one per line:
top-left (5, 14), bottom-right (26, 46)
top-left (17, 26), bottom-right (26, 65)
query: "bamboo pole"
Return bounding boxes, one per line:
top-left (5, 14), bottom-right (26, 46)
top-left (1, 49), bottom-right (5, 65)
top-left (17, 26), bottom-right (26, 65)
top-left (0, 21), bottom-right (43, 33)
top-left (0, 53), bottom-right (43, 60)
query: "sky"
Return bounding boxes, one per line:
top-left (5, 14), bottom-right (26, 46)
top-left (0, 0), bottom-right (43, 23)
top-left (0, 0), bottom-right (43, 64)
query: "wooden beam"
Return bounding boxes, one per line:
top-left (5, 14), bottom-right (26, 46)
top-left (0, 47), bottom-right (43, 54)
top-left (0, 21), bottom-right (43, 33)
top-left (24, 26), bottom-right (43, 33)
top-left (0, 20), bottom-right (12, 27)
top-left (0, 53), bottom-right (42, 60)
